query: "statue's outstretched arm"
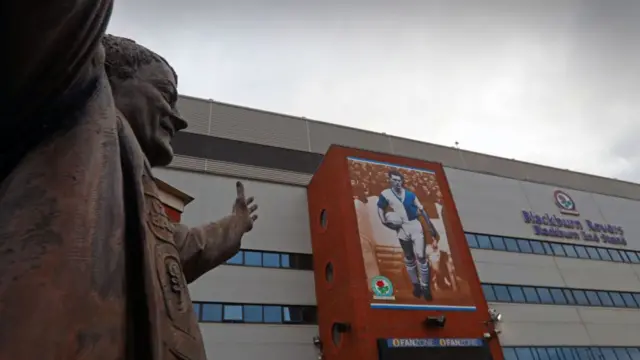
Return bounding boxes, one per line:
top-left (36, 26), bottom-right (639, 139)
top-left (173, 182), bottom-right (258, 283)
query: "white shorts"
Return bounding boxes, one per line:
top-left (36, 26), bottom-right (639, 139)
top-left (398, 219), bottom-right (425, 255)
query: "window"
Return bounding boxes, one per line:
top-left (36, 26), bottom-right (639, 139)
top-left (608, 249), bottom-right (623, 262)
top-left (223, 305), bottom-right (243, 321)
top-left (550, 243), bottom-right (566, 256)
top-left (572, 290), bottom-right (589, 306)
top-left (244, 305), bottom-right (263, 323)
top-left (542, 242), bottom-right (553, 254)
top-left (262, 253), bottom-right (280, 268)
top-left (483, 283), bottom-right (640, 309)
top-left (194, 302), bottom-right (318, 325)
top-left (515, 348), bottom-right (534, 360)
top-left (627, 348), bottom-right (640, 360)
top-left (466, 233), bottom-right (479, 248)
top-left (535, 348), bottom-right (550, 360)
top-left (561, 347), bottom-right (576, 359)
top-left (609, 292), bottom-right (626, 307)
top-left (201, 303), bottom-right (222, 322)
top-left (504, 237), bottom-right (520, 252)
top-left (530, 240), bottom-right (546, 255)
top-left (597, 247), bottom-right (612, 261)
top-left (550, 288), bottom-right (567, 304)
top-left (621, 293), bottom-right (639, 308)
top-left (503, 348), bottom-right (518, 360)
top-left (283, 306), bottom-right (317, 324)
top-left (464, 232), bottom-right (640, 266)
top-left (490, 236), bottom-right (506, 251)
top-left (597, 291), bottom-right (614, 307)
top-left (563, 289), bottom-right (576, 305)
top-left (586, 246), bottom-right (600, 259)
top-left (574, 245), bottom-right (590, 259)
top-left (224, 249), bottom-right (313, 270)
top-left (508, 286), bottom-right (526, 303)
top-left (518, 286), bottom-right (537, 303)
top-left (281, 254), bottom-right (291, 268)
top-left (626, 251), bottom-right (640, 264)
top-left (517, 239), bottom-right (533, 253)
top-left (616, 348), bottom-right (633, 360)
top-left (537, 287), bottom-right (554, 304)
top-left (585, 291), bottom-right (601, 306)
top-left (563, 244), bottom-right (578, 258)
top-left (493, 285), bottom-right (511, 302)
top-left (193, 303), bottom-right (201, 319)
top-left (264, 305), bottom-right (283, 323)
top-left (244, 251), bottom-right (262, 266)
top-left (290, 253), bottom-right (314, 270)
top-left (476, 235), bottom-right (491, 249)
top-left (482, 284), bottom-right (497, 301)
top-left (227, 251), bottom-right (243, 265)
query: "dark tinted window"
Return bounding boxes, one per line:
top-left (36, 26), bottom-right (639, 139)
top-left (476, 235), bottom-right (491, 249)
top-left (574, 245), bottom-right (590, 259)
top-left (508, 286), bottom-right (526, 302)
top-left (493, 285), bottom-right (511, 302)
top-left (490, 236), bottom-right (506, 251)
top-left (518, 240), bottom-right (533, 253)
top-left (530, 240), bottom-right (546, 254)
top-left (262, 252), bottom-right (280, 267)
top-left (563, 244), bottom-right (578, 258)
top-left (227, 251), bottom-right (243, 265)
top-left (244, 305), bottom-right (263, 322)
top-left (201, 303), bottom-right (223, 322)
top-left (482, 284), bottom-right (497, 301)
top-left (504, 237), bottom-right (520, 252)
top-left (466, 233), bottom-right (479, 248)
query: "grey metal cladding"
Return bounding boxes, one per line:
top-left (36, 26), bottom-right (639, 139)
top-left (176, 95), bottom-right (211, 135)
top-left (389, 136), bottom-right (467, 168)
top-left (171, 95), bottom-right (640, 201)
top-left (209, 101), bottom-right (310, 151)
top-left (307, 121), bottom-right (392, 154)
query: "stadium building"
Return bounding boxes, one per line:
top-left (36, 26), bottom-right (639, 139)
top-left (155, 94), bottom-right (640, 360)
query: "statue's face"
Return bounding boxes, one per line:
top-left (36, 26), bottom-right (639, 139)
top-left (111, 60), bottom-right (188, 167)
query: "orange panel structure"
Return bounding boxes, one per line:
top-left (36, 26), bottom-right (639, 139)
top-left (307, 145), bottom-right (503, 360)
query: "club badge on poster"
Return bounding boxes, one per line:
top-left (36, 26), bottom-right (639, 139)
top-left (348, 157), bottom-right (476, 311)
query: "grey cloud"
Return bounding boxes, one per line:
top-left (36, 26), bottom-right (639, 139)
top-left (108, 0), bottom-right (640, 182)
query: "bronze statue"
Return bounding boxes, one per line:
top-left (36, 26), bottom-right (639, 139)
top-left (1, 1), bottom-right (257, 359)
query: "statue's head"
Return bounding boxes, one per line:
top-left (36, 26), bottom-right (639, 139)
top-left (102, 34), bottom-right (188, 167)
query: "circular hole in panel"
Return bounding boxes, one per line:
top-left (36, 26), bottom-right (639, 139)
top-left (325, 262), bottom-right (334, 283)
top-left (331, 323), bottom-right (342, 347)
top-left (320, 209), bottom-right (328, 229)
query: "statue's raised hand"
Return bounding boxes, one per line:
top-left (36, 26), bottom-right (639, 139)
top-left (232, 181), bottom-right (258, 233)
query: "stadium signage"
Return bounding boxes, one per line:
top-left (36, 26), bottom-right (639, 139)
top-left (520, 190), bottom-right (626, 246)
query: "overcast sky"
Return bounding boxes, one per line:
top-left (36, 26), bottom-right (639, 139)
top-left (107, 0), bottom-right (640, 182)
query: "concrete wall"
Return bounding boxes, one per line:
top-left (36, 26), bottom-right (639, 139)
top-left (450, 167), bottom-right (640, 347)
top-left (199, 324), bottom-right (319, 360)
top-left (154, 167), bottom-right (312, 254)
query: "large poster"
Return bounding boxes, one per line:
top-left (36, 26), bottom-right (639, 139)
top-left (348, 157), bottom-right (475, 311)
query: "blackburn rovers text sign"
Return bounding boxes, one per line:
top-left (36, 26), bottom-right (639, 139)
top-left (521, 190), bottom-right (626, 246)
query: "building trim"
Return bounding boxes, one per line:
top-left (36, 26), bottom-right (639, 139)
top-left (171, 131), bottom-right (640, 201)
